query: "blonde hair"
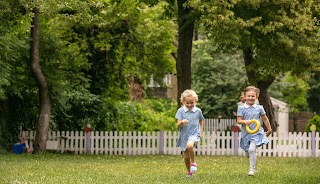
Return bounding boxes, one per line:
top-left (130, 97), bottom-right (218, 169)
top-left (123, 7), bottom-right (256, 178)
top-left (243, 86), bottom-right (260, 97)
top-left (239, 94), bottom-right (245, 103)
top-left (180, 89), bottom-right (198, 103)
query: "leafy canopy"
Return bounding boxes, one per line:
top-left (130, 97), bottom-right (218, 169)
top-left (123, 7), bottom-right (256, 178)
top-left (189, 0), bottom-right (320, 80)
top-left (192, 39), bottom-right (247, 118)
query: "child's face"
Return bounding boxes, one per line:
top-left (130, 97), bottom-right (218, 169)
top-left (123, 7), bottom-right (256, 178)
top-left (183, 96), bottom-right (196, 110)
top-left (244, 90), bottom-right (257, 105)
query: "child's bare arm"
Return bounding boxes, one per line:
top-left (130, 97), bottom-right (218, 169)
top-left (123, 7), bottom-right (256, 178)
top-left (200, 119), bottom-right (204, 138)
top-left (261, 114), bottom-right (272, 136)
top-left (237, 116), bottom-right (251, 125)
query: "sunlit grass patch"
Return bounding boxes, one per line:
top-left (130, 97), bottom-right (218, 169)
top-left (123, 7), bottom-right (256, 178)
top-left (0, 153), bottom-right (319, 184)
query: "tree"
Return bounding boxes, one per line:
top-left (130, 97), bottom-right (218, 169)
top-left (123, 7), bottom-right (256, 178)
top-left (15, 0), bottom-right (88, 151)
top-left (30, 7), bottom-right (51, 153)
top-left (190, 0), bottom-right (320, 131)
top-left (192, 39), bottom-right (247, 118)
top-left (176, 0), bottom-right (195, 106)
top-left (269, 73), bottom-right (310, 112)
top-left (0, 0), bottom-right (177, 149)
top-left (0, 0), bottom-right (26, 150)
top-left (37, 0), bottom-right (176, 130)
top-left (307, 70), bottom-right (320, 114)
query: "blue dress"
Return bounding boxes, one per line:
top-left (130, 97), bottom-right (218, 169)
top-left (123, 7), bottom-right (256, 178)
top-left (237, 103), bottom-right (269, 151)
top-left (175, 106), bottom-right (205, 151)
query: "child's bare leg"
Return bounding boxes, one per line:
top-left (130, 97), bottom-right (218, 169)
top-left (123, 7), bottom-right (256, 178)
top-left (183, 150), bottom-right (191, 172)
top-left (186, 140), bottom-right (195, 163)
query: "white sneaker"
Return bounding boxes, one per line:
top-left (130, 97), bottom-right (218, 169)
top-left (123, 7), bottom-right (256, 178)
top-left (248, 171), bottom-right (255, 176)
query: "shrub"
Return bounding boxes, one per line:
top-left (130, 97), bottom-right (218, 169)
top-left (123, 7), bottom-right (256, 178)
top-left (105, 99), bottom-right (177, 131)
top-left (305, 114), bottom-right (320, 132)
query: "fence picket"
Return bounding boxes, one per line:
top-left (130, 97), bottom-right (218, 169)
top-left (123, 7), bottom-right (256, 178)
top-left (151, 132), bottom-right (155, 154)
top-left (105, 131), bottom-right (108, 155)
top-left (307, 132), bottom-right (311, 157)
top-left (316, 132), bottom-right (320, 157)
top-left (297, 132), bottom-right (301, 157)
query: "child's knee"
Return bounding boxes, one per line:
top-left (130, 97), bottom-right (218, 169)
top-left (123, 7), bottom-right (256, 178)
top-left (186, 141), bottom-right (194, 150)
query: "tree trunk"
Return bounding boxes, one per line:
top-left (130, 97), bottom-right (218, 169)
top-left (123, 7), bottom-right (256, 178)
top-left (243, 48), bottom-right (278, 131)
top-left (257, 82), bottom-right (278, 131)
top-left (30, 7), bottom-right (51, 153)
top-left (176, 0), bottom-right (194, 107)
top-left (129, 76), bottom-right (145, 102)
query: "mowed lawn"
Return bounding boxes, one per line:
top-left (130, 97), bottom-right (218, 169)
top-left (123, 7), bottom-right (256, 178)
top-left (0, 153), bottom-right (319, 184)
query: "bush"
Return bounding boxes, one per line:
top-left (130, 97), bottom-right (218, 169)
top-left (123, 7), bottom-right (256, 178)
top-left (105, 98), bottom-right (177, 131)
top-left (305, 114), bottom-right (320, 132)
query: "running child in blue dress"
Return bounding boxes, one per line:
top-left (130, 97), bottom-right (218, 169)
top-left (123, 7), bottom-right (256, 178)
top-left (237, 86), bottom-right (272, 176)
top-left (175, 89), bottom-right (205, 177)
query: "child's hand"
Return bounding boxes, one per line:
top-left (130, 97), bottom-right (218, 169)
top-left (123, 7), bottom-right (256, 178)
top-left (182, 119), bottom-right (189, 124)
top-left (245, 120), bottom-right (251, 126)
top-left (266, 129), bottom-right (272, 137)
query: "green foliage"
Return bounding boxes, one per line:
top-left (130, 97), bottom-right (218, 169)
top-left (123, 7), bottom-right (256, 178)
top-left (105, 99), bottom-right (177, 131)
top-left (0, 0), bottom-right (29, 100)
top-left (51, 0), bottom-right (176, 97)
top-left (305, 114), bottom-right (320, 133)
top-left (0, 0), bottom-right (177, 143)
top-left (190, 0), bottom-right (320, 120)
top-left (192, 39), bottom-right (247, 118)
top-left (0, 0), bottom-right (37, 150)
top-left (2, 0), bottom-right (319, 153)
top-left (307, 70), bottom-right (320, 114)
top-left (51, 86), bottom-right (103, 131)
top-left (190, 0), bottom-right (320, 76)
top-left (269, 72), bottom-right (310, 112)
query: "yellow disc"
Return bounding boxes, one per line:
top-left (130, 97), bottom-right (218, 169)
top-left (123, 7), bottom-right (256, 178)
top-left (246, 119), bottom-right (261, 134)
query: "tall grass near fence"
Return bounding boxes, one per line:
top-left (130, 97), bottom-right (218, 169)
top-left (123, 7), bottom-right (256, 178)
top-left (0, 154), bottom-right (319, 184)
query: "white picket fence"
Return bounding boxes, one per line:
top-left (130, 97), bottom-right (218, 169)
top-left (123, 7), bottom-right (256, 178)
top-left (22, 130), bottom-right (320, 157)
top-left (204, 119), bottom-right (236, 131)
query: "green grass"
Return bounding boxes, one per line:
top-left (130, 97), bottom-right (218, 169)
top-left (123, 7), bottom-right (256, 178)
top-left (0, 153), bottom-right (319, 184)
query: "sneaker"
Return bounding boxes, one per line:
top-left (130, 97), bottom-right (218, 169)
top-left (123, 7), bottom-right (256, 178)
top-left (186, 172), bottom-right (193, 177)
top-left (190, 163), bottom-right (197, 173)
top-left (248, 170), bottom-right (255, 176)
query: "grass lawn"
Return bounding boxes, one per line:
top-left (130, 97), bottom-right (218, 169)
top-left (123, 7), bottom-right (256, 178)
top-left (0, 153), bottom-right (319, 184)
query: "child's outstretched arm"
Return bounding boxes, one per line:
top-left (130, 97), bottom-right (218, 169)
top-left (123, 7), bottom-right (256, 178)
top-left (199, 119), bottom-right (204, 138)
top-left (237, 116), bottom-right (251, 126)
top-left (261, 114), bottom-right (272, 136)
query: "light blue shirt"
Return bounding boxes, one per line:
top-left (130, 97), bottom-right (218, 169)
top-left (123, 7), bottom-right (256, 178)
top-left (237, 103), bottom-right (269, 151)
top-left (175, 106), bottom-right (205, 151)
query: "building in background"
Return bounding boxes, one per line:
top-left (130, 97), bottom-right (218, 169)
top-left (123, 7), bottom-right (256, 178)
top-left (271, 97), bottom-right (289, 135)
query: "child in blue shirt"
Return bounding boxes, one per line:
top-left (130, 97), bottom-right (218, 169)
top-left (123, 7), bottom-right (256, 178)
top-left (237, 86), bottom-right (272, 176)
top-left (175, 89), bottom-right (204, 177)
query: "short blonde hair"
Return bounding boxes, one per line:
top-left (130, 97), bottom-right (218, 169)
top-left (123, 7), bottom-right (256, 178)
top-left (243, 86), bottom-right (260, 97)
top-left (180, 89), bottom-right (198, 103)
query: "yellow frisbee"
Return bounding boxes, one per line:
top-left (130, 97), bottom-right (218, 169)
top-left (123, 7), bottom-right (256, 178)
top-left (246, 119), bottom-right (261, 134)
